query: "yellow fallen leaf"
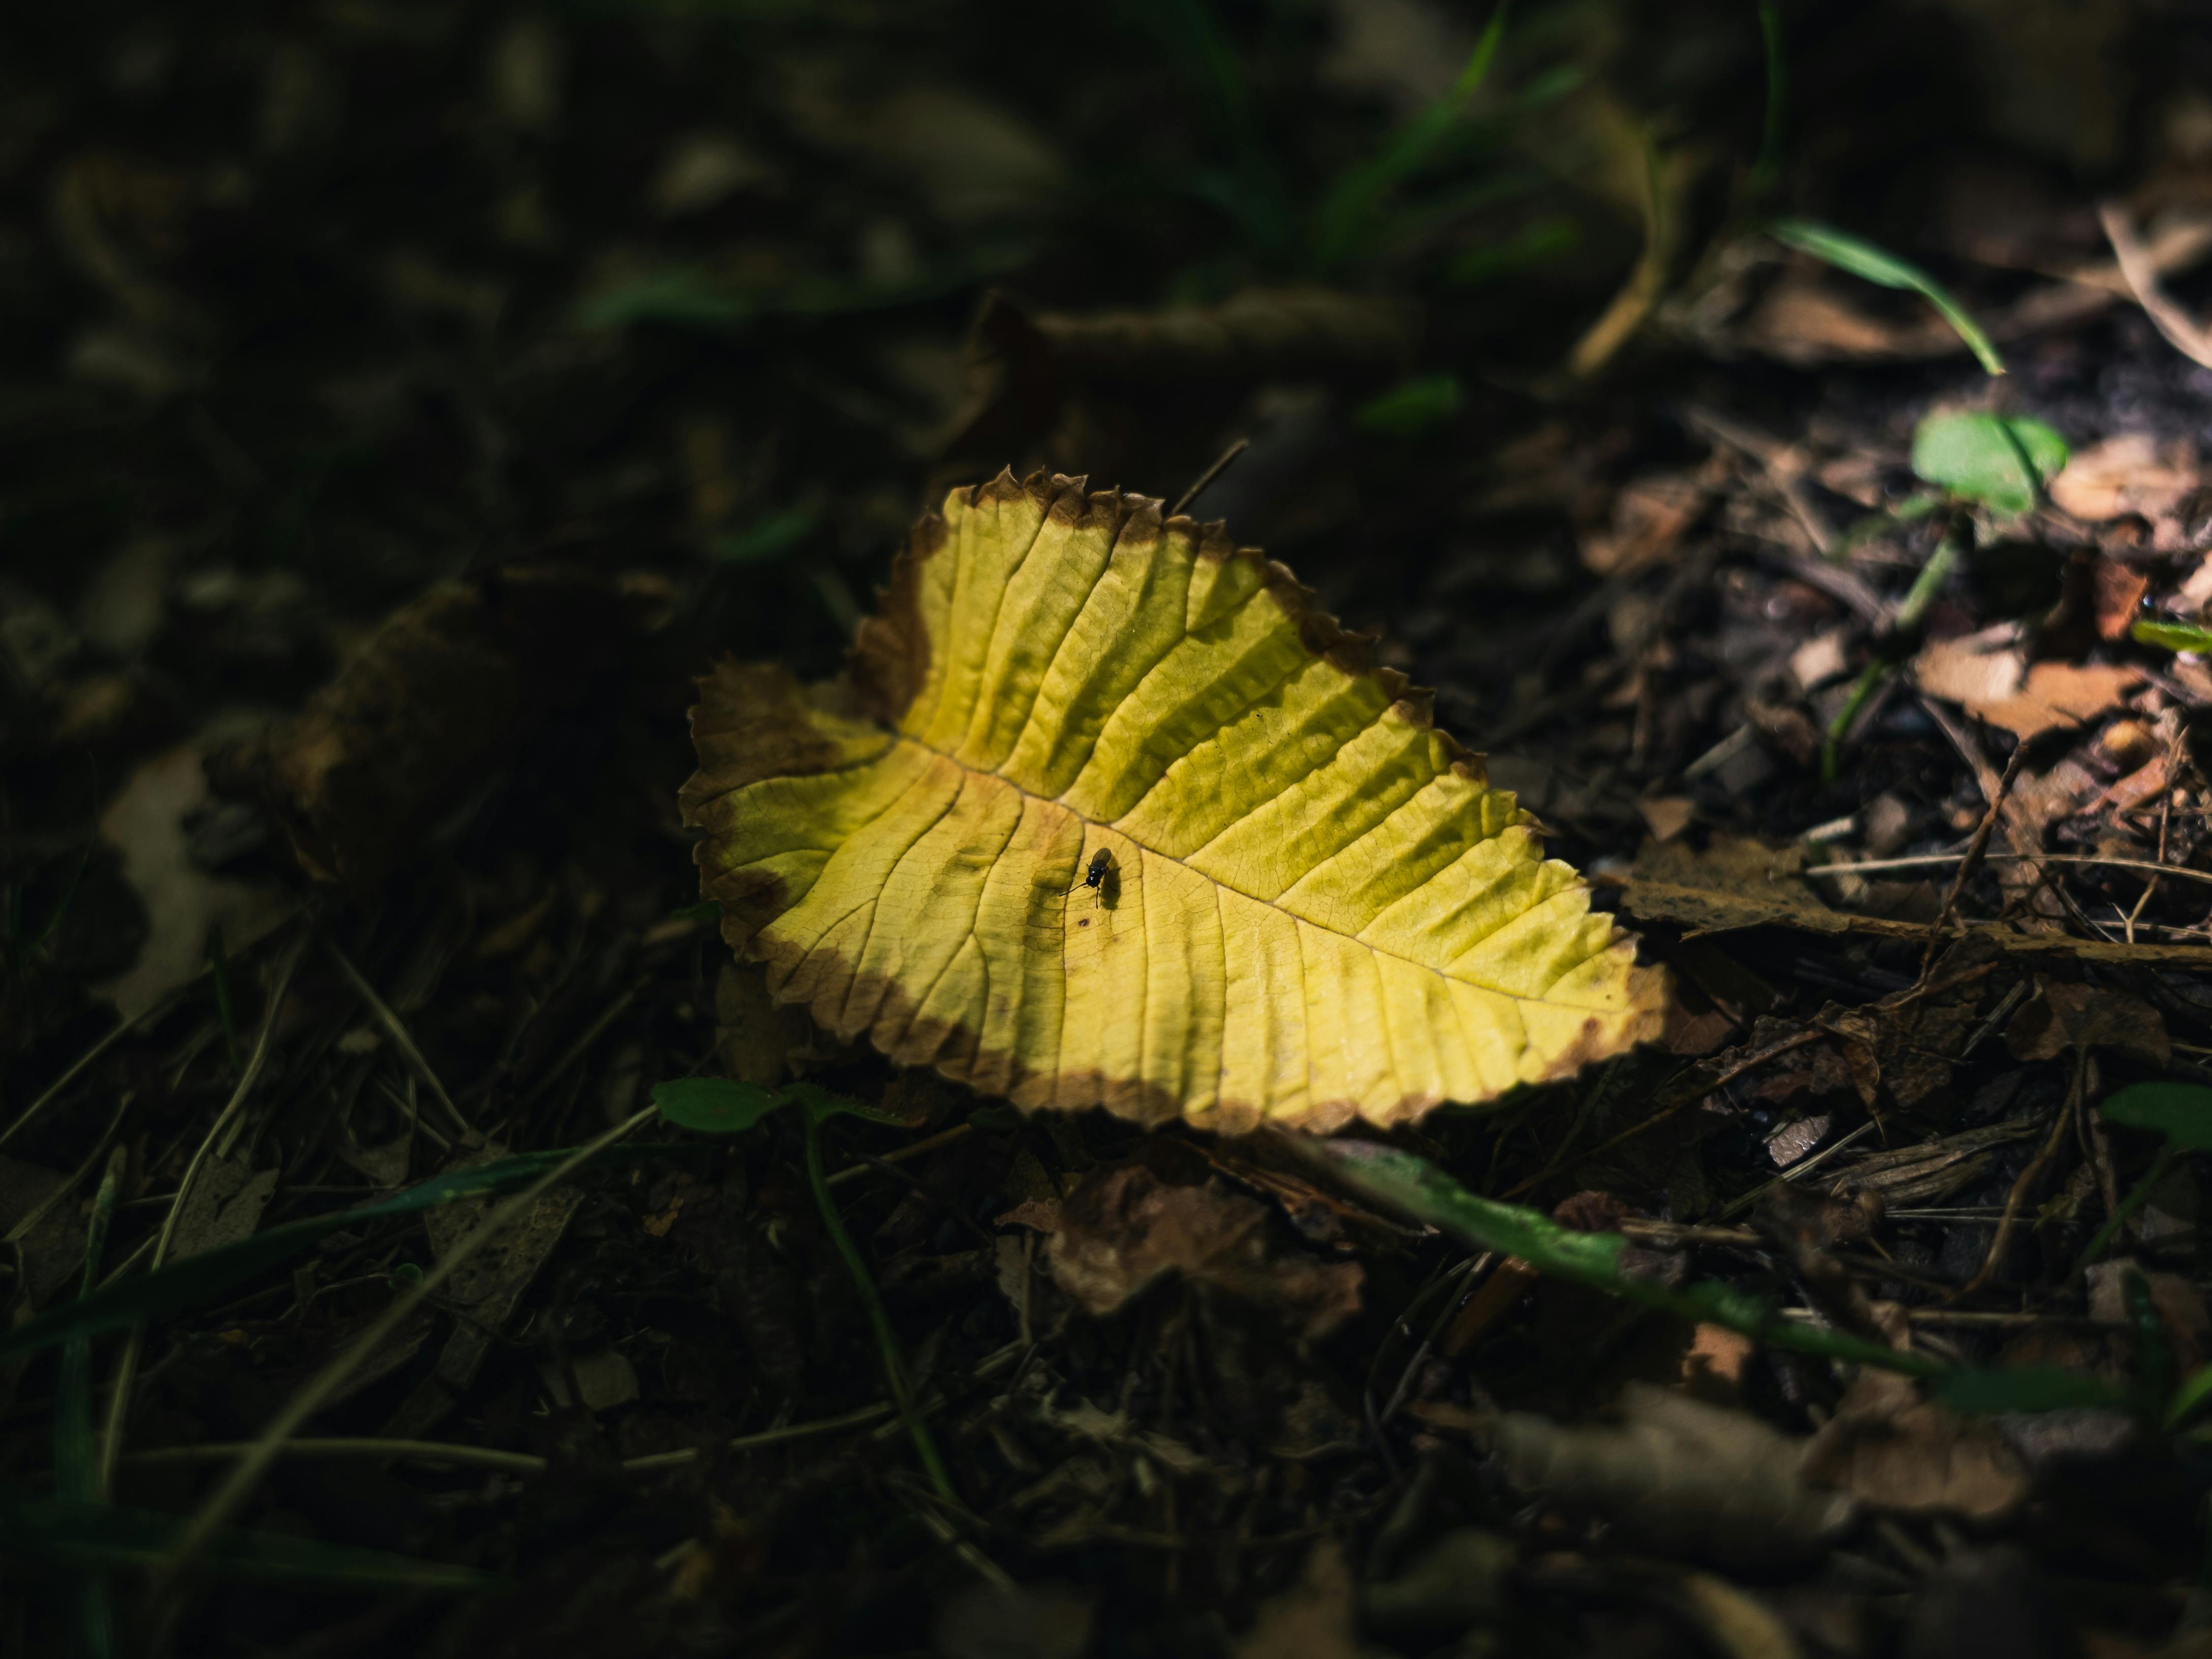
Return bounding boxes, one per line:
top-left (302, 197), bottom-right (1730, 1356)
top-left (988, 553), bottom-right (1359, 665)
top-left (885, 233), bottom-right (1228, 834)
top-left (681, 471), bottom-right (1663, 1132)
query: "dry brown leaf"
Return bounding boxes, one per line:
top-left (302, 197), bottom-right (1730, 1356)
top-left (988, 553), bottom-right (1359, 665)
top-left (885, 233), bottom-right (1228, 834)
top-left (1828, 1117), bottom-right (2047, 1207)
top-left (2091, 557), bottom-right (2153, 640)
top-left (1914, 633), bottom-right (2026, 709)
top-left (1580, 471), bottom-right (1711, 576)
top-left (1624, 835), bottom-right (1842, 935)
top-left (1025, 1160), bottom-right (1363, 1341)
top-left (2050, 433), bottom-right (2199, 524)
top-left (1801, 1366), bottom-right (2031, 1523)
top-left (2004, 978), bottom-right (2170, 1066)
top-left (1232, 1540), bottom-right (1360, 1659)
top-left (1737, 273), bottom-right (1912, 366)
top-left (2103, 751), bottom-right (2174, 813)
top-left (170, 1153), bottom-right (279, 1262)
top-left (209, 567), bottom-right (666, 891)
top-left (1358, 1529), bottom-right (1516, 1645)
top-left (1493, 1382), bottom-right (1858, 1565)
top-left (1638, 797), bottom-right (1695, 842)
top-left (1915, 636), bottom-right (2140, 741)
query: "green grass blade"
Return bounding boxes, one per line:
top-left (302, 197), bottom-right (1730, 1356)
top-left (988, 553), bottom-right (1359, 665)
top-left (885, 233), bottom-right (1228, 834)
top-left (1307, 1138), bottom-right (2141, 1412)
top-left (1752, 0), bottom-right (1787, 201)
top-left (0, 1490), bottom-right (499, 1590)
top-left (2135, 619), bottom-right (2212, 654)
top-left (1767, 217), bottom-right (2005, 375)
top-left (1310, 3), bottom-right (1510, 272)
top-left (57, 1151), bottom-right (126, 1659)
top-left (0, 1146), bottom-right (675, 1363)
top-left (1308, 1138), bottom-right (1945, 1377)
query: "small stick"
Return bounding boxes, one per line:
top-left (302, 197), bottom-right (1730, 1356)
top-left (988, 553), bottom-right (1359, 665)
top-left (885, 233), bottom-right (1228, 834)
top-left (1921, 741), bottom-right (2026, 979)
top-left (1952, 1059), bottom-right (2084, 1302)
top-left (1170, 438), bottom-right (1250, 517)
top-left (327, 941), bottom-right (479, 1143)
top-left (1804, 850), bottom-right (2212, 889)
top-left (99, 932), bottom-right (309, 1495)
top-left (2101, 202), bottom-right (2212, 370)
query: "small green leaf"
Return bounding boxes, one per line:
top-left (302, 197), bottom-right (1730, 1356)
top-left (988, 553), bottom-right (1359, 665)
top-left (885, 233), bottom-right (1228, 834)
top-left (1929, 1365), bottom-right (2131, 1415)
top-left (2101, 1082), bottom-right (2212, 1151)
top-left (2133, 619), bottom-right (2212, 654)
top-left (1768, 218), bottom-right (2005, 375)
top-left (0, 1489), bottom-right (499, 1590)
top-left (712, 507), bottom-right (817, 565)
top-left (652, 1077), bottom-right (790, 1135)
top-left (1911, 413), bottom-right (2068, 514)
top-left (1355, 373), bottom-right (1464, 439)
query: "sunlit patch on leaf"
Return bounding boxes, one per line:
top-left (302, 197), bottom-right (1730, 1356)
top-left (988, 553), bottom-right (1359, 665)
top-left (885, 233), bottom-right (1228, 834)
top-left (680, 471), bottom-right (1663, 1132)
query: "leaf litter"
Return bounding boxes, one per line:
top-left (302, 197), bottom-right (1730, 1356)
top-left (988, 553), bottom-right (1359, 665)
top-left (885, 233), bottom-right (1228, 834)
top-left (9, 4), bottom-right (2212, 1656)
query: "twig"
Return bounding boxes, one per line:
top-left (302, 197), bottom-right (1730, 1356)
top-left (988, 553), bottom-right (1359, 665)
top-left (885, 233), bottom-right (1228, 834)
top-left (2072, 1144), bottom-right (2180, 1277)
top-left (117, 1403), bottom-right (899, 1479)
top-left (1499, 1030), bottom-right (1825, 1199)
top-left (149, 1102), bottom-right (662, 1606)
top-left (801, 1104), bottom-right (957, 1506)
top-left (1921, 742), bottom-right (2026, 978)
top-left (99, 932), bottom-right (309, 1495)
top-left (0, 981), bottom-right (191, 1154)
top-left (56, 1147), bottom-right (127, 1658)
top-left (824, 1121), bottom-right (975, 1187)
top-left (1682, 405), bottom-right (1839, 558)
top-left (519, 982), bottom-right (641, 1107)
top-left (1718, 1121), bottom-right (1879, 1220)
top-left (326, 940), bottom-right (479, 1143)
top-left (1953, 1068), bottom-right (2082, 1302)
top-left (1170, 437), bottom-right (1250, 517)
top-left (2101, 202), bottom-right (2212, 370)
top-left (2124, 751), bottom-right (2181, 946)
top-left (1916, 691), bottom-right (2004, 807)
top-left (1804, 851), bottom-right (2212, 889)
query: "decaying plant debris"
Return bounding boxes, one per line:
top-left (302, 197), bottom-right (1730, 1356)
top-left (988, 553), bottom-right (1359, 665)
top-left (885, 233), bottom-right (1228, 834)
top-left (12, 3), bottom-right (2212, 1657)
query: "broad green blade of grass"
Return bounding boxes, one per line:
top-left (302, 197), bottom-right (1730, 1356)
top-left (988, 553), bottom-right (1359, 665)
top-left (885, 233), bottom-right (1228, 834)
top-left (0, 1490), bottom-right (499, 1590)
top-left (1928, 1364), bottom-right (2132, 1414)
top-left (2135, 619), bottom-right (2212, 654)
top-left (0, 1145), bottom-right (675, 1363)
top-left (575, 240), bottom-right (1033, 332)
top-left (2169, 1362), bottom-right (2212, 1429)
top-left (1752, 0), bottom-right (1787, 202)
top-left (1308, 1138), bottom-right (2138, 1412)
top-left (56, 1151), bottom-right (125, 1659)
top-left (1768, 218), bottom-right (2005, 375)
top-left (1310, 3), bottom-right (1509, 273)
top-left (1308, 1138), bottom-right (1945, 1376)
top-left (652, 1078), bottom-right (913, 1134)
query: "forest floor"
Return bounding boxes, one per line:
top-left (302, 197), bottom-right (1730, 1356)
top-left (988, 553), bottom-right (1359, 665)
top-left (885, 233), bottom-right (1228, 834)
top-left (9, 3), bottom-right (2212, 1656)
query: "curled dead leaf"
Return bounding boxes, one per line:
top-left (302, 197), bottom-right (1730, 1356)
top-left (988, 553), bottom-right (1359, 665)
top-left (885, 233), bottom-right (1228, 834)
top-left (2003, 978), bottom-right (2170, 1066)
top-left (210, 566), bottom-right (668, 890)
top-left (1017, 1159), bottom-right (1363, 1342)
